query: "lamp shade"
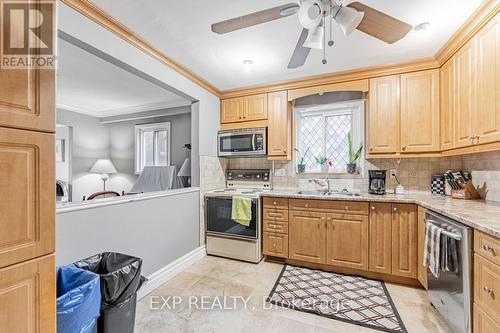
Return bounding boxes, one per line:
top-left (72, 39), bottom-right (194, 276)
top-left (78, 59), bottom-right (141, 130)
top-left (298, 0), bottom-right (324, 30)
top-left (333, 6), bottom-right (364, 35)
top-left (89, 159), bottom-right (117, 174)
top-left (177, 158), bottom-right (191, 177)
top-left (303, 24), bottom-right (324, 49)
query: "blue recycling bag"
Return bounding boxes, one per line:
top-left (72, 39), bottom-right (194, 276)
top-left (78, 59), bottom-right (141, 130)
top-left (57, 265), bottom-right (101, 333)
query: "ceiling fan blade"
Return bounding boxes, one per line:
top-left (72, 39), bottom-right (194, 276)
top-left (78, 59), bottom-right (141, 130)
top-left (347, 2), bottom-right (413, 44)
top-left (211, 3), bottom-right (299, 34)
top-left (288, 28), bottom-right (311, 69)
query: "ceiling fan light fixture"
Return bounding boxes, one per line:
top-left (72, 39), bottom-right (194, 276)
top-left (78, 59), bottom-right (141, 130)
top-left (298, 0), bottom-right (325, 30)
top-left (303, 23), bottom-right (324, 50)
top-left (333, 6), bottom-right (364, 36)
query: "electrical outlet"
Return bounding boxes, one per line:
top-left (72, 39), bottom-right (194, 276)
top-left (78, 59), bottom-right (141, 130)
top-left (274, 169), bottom-right (286, 177)
top-left (390, 169), bottom-right (397, 177)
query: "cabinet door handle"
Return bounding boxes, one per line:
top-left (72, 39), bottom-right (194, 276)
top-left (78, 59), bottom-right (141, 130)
top-left (371, 206), bottom-right (375, 210)
top-left (483, 244), bottom-right (493, 252)
top-left (283, 149), bottom-right (287, 153)
top-left (483, 286), bottom-right (493, 295)
top-left (344, 206), bottom-right (349, 210)
top-left (305, 204), bottom-right (309, 208)
top-left (393, 207), bottom-right (398, 212)
top-left (273, 201), bottom-right (277, 205)
top-left (370, 146), bottom-right (374, 151)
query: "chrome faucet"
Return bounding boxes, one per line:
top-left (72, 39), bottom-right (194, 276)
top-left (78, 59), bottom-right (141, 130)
top-left (309, 178), bottom-right (331, 192)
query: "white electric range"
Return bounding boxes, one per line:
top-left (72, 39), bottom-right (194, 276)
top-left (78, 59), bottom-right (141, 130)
top-left (204, 169), bottom-right (271, 263)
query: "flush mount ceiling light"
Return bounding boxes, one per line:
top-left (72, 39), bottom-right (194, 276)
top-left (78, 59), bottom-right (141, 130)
top-left (414, 22), bottom-right (431, 32)
top-left (332, 5), bottom-right (365, 35)
top-left (243, 59), bottom-right (254, 71)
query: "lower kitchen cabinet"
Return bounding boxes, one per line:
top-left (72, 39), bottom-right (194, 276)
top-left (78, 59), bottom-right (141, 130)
top-left (474, 254), bottom-right (500, 322)
top-left (326, 213), bottom-right (369, 270)
top-left (369, 203), bottom-right (393, 274)
top-left (391, 204), bottom-right (418, 278)
top-left (263, 232), bottom-right (288, 258)
top-left (474, 303), bottom-right (500, 333)
top-left (0, 254), bottom-right (56, 333)
top-left (289, 211), bottom-right (326, 264)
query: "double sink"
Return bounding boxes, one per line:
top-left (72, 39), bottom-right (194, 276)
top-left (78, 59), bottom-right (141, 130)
top-left (295, 190), bottom-right (361, 197)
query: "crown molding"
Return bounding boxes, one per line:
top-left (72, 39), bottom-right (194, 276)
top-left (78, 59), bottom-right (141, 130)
top-left (220, 58), bottom-right (439, 99)
top-left (60, 0), bottom-right (221, 97)
top-left (435, 0), bottom-right (499, 66)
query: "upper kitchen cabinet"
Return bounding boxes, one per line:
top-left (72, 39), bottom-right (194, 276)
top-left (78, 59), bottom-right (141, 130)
top-left (474, 15), bottom-right (500, 145)
top-left (440, 57), bottom-right (455, 151)
top-left (244, 94), bottom-right (268, 121)
top-left (400, 69), bottom-right (440, 153)
top-left (221, 97), bottom-right (244, 123)
top-left (368, 75), bottom-right (400, 154)
top-left (220, 94), bottom-right (268, 125)
top-left (455, 39), bottom-right (476, 148)
top-left (0, 68), bottom-right (55, 133)
top-left (267, 91), bottom-right (291, 160)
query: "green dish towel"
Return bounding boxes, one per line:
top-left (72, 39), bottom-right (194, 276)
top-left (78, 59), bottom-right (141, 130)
top-left (232, 196), bottom-right (252, 226)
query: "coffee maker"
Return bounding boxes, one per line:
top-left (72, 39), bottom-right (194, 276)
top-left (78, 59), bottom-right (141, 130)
top-left (369, 170), bottom-right (387, 195)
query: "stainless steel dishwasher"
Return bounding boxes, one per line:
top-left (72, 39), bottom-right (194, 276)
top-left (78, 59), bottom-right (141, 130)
top-left (425, 210), bottom-right (473, 333)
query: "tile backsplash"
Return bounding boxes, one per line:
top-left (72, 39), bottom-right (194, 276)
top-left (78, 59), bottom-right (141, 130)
top-left (225, 151), bottom-right (500, 203)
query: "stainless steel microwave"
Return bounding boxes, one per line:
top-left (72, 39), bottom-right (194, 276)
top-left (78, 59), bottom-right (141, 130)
top-left (217, 127), bottom-right (266, 157)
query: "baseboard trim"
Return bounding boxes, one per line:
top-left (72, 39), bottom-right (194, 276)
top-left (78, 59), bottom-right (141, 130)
top-left (137, 246), bottom-right (206, 300)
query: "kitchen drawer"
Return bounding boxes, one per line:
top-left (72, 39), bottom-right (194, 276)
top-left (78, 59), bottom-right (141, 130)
top-left (263, 208), bottom-right (288, 222)
top-left (263, 219), bottom-right (288, 234)
top-left (289, 199), bottom-right (369, 215)
top-left (475, 231), bottom-right (500, 267)
top-left (263, 232), bottom-right (288, 258)
top-left (474, 303), bottom-right (500, 333)
top-left (263, 197), bottom-right (289, 210)
top-left (474, 254), bottom-right (500, 323)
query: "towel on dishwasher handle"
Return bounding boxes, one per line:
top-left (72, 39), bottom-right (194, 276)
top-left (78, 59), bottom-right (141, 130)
top-left (440, 225), bottom-right (459, 273)
top-left (231, 196), bottom-right (252, 227)
top-left (424, 223), bottom-right (443, 278)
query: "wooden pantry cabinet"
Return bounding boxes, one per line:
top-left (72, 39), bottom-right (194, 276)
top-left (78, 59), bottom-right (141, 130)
top-left (220, 93), bottom-right (267, 124)
top-left (368, 203), bottom-right (418, 279)
top-left (0, 1), bottom-right (57, 330)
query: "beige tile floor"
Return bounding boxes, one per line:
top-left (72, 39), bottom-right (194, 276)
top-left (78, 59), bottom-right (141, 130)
top-left (135, 256), bottom-right (452, 333)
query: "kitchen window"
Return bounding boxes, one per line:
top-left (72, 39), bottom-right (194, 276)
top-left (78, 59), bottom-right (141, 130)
top-left (135, 122), bottom-right (171, 173)
top-left (294, 100), bottom-right (364, 174)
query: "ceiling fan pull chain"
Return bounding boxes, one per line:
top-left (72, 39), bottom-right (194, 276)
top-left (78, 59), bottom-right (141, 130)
top-left (322, 14), bottom-right (327, 64)
top-left (328, 3), bottom-right (334, 47)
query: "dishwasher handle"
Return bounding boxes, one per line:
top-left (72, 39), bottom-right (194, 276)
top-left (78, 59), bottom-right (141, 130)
top-left (425, 219), bottom-right (462, 241)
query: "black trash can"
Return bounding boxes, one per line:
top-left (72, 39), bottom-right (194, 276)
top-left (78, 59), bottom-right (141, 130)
top-left (74, 252), bottom-right (145, 333)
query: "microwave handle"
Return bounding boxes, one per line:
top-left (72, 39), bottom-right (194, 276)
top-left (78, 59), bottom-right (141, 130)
top-left (252, 134), bottom-right (256, 151)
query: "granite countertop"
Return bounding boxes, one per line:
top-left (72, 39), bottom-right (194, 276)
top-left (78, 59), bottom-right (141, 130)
top-left (262, 190), bottom-right (500, 239)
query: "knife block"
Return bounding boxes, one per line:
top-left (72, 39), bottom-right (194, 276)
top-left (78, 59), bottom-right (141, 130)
top-left (451, 181), bottom-right (481, 200)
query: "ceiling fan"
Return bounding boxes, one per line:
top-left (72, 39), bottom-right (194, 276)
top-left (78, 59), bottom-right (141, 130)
top-left (211, 0), bottom-right (413, 69)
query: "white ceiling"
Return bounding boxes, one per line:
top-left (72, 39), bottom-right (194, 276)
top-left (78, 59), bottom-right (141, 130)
top-left (88, 0), bottom-right (485, 90)
top-left (56, 38), bottom-right (191, 117)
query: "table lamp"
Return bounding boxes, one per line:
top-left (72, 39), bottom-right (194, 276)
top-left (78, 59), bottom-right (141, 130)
top-left (89, 159), bottom-right (117, 191)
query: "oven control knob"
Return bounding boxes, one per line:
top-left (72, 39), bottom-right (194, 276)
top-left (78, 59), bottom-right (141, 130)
top-left (256, 175), bottom-right (261, 179)
top-left (263, 177), bottom-right (268, 181)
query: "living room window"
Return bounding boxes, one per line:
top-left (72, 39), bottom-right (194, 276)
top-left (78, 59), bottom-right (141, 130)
top-left (294, 100), bottom-right (364, 174)
top-left (135, 122), bottom-right (171, 173)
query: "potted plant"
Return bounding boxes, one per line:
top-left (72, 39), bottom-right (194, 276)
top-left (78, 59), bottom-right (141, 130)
top-left (347, 132), bottom-right (363, 174)
top-left (294, 147), bottom-right (310, 174)
top-left (315, 156), bottom-right (332, 173)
